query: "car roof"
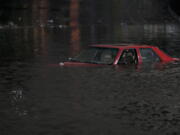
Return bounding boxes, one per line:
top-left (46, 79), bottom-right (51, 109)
top-left (90, 43), bottom-right (157, 49)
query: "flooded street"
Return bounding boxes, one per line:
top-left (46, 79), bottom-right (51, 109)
top-left (1, 0), bottom-right (180, 134)
top-left (0, 23), bottom-right (180, 135)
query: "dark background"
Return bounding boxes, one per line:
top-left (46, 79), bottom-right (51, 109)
top-left (0, 0), bottom-right (180, 25)
top-left (1, 1), bottom-right (180, 135)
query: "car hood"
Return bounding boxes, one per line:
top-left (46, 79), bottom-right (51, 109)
top-left (59, 61), bottom-right (104, 67)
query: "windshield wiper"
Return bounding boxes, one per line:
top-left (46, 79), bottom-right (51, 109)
top-left (69, 58), bottom-right (90, 63)
top-left (69, 58), bottom-right (111, 65)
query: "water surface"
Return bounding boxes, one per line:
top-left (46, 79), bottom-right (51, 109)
top-left (0, 23), bottom-right (180, 135)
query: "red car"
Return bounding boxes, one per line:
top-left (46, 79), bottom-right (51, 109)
top-left (59, 44), bottom-right (179, 67)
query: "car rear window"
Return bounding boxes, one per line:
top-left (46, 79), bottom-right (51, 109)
top-left (139, 48), bottom-right (160, 62)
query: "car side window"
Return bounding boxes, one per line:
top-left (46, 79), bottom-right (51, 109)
top-left (139, 48), bottom-right (160, 62)
top-left (118, 49), bottom-right (138, 64)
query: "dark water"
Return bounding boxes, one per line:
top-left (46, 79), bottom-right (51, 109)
top-left (0, 23), bottom-right (180, 135)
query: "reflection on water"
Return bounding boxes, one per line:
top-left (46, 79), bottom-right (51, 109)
top-left (10, 87), bottom-right (29, 116)
top-left (0, 22), bottom-right (180, 135)
top-left (70, 0), bottom-right (81, 56)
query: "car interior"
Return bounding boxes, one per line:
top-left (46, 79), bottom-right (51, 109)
top-left (118, 49), bottom-right (138, 64)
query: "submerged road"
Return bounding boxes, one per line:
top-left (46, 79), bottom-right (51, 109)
top-left (0, 0), bottom-right (180, 134)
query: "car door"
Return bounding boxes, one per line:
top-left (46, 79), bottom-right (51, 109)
top-left (118, 48), bottom-right (138, 65)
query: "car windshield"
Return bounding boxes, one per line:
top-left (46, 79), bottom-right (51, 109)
top-left (70, 47), bottom-right (118, 64)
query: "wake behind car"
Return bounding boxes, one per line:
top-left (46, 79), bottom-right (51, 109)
top-left (59, 44), bottom-right (180, 67)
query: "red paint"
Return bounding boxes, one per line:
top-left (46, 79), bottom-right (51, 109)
top-left (60, 44), bottom-right (180, 67)
top-left (152, 46), bottom-right (178, 62)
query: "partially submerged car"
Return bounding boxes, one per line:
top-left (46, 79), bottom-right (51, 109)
top-left (59, 44), bottom-right (179, 67)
